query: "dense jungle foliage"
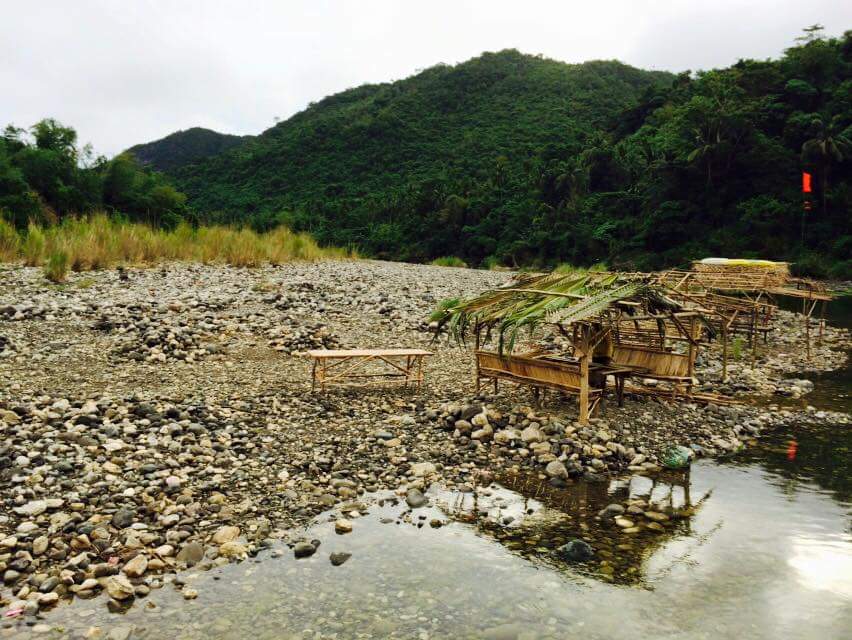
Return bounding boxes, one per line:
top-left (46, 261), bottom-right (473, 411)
top-left (3, 28), bottom-right (851, 277)
top-left (171, 32), bottom-right (852, 277)
top-left (127, 127), bottom-right (250, 173)
top-left (0, 119), bottom-right (191, 229)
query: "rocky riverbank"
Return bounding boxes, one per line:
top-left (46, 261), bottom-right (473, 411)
top-left (0, 260), bottom-right (849, 622)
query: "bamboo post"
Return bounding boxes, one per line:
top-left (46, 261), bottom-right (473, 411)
top-left (578, 328), bottom-right (590, 426)
top-left (686, 316), bottom-right (697, 380)
top-left (750, 307), bottom-right (757, 365)
top-left (818, 300), bottom-right (826, 346)
top-left (721, 324), bottom-right (728, 383)
top-left (474, 332), bottom-right (481, 393)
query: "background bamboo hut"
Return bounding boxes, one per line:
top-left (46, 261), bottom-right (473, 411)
top-left (657, 258), bottom-right (834, 366)
top-left (432, 272), bottom-right (711, 425)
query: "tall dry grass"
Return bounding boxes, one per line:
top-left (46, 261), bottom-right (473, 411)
top-left (0, 214), bottom-right (353, 274)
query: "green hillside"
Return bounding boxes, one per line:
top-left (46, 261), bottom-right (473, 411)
top-left (127, 127), bottom-right (250, 172)
top-left (165, 36), bottom-right (852, 277)
top-left (171, 51), bottom-right (673, 239)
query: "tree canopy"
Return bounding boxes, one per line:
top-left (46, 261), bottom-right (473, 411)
top-left (0, 120), bottom-right (190, 228)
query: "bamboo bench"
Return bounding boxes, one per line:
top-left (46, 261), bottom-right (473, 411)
top-left (308, 349), bottom-right (433, 392)
top-left (475, 350), bottom-right (605, 414)
top-left (611, 344), bottom-right (695, 396)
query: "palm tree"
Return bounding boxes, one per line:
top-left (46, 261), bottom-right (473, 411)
top-left (801, 117), bottom-right (851, 212)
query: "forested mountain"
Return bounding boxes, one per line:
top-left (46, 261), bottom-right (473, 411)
top-left (127, 127), bottom-right (251, 172)
top-left (169, 51), bottom-right (673, 239)
top-left (162, 36), bottom-right (852, 277)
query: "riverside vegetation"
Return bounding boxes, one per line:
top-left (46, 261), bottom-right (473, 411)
top-left (0, 216), bottom-right (351, 282)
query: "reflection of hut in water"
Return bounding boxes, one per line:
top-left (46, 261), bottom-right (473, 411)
top-left (442, 471), bottom-right (710, 586)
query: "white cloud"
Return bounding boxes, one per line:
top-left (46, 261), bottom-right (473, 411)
top-left (2, 0), bottom-right (849, 156)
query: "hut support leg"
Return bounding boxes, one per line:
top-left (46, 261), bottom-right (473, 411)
top-left (474, 333), bottom-right (481, 393)
top-left (721, 325), bottom-right (728, 383)
top-left (686, 316), bottom-right (697, 382)
top-left (818, 301), bottom-right (826, 346)
top-left (750, 310), bottom-right (757, 365)
top-left (579, 352), bottom-right (590, 426)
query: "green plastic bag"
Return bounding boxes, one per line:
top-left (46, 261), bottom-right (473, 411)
top-left (662, 445), bottom-right (692, 469)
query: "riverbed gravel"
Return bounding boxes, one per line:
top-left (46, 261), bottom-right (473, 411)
top-left (0, 259), bottom-right (848, 624)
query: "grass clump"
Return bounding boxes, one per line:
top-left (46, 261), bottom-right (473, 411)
top-left (21, 224), bottom-right (46, 266)
top-left (44, 250), bottom-right (69, 283)
top-left (0, 214), bottom-right (354, 275)
top-left (731, 336), bottom-right (745, 360)
top-left (0, 218), bottom-right (19, 262)
top-left (430, 256), bottom-right (468, 268)
top-left (554, 261), bottom-right (609, 274)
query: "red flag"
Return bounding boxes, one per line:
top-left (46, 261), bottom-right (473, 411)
top-left (802, 172), bottom-right (812, 193)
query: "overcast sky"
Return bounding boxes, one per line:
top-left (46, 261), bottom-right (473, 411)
top-left (3, 1), bottom-right (850, 157)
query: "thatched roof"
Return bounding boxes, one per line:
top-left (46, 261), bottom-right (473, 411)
top-left (431, 271), bottom-right (684, 351)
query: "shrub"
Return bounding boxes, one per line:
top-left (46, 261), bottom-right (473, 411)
top-left (44, 250), bottom-right (69, 282)
top-left (481, 255), bottom-right (508, 270)
top-left (555, 261), bottom-right (608, 274)
top-left (731, 337), bottom-right (745, 360)
top-left (430, 256), bottom-right (468, 268)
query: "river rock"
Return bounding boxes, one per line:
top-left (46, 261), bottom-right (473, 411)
top-left (104, 575), bottom-right (135, 600)
top-left (293, 541), bottom-right (317, 558)
top-left (334, 519), bottom-right (353, 534)
top-left (555, 539), bottom-right (594, 562)
top-left (329, 552), bottom-right (352, 566)
top-left (176, 541), bottom-right (204, 567)
top-left (212, 526), bottom-right (240, 545)
top-left (405, 488), bottom-right (428, 508)
top-left (122, 554), bottom-right (148, 578)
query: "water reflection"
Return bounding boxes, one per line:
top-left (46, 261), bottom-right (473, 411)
top-left (433, 470), bottom-right (708, 586)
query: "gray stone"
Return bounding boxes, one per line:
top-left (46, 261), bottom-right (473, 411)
top-left (293, 541), bottom-right (317, 559)
top-left (405, 488), bottom-right (428, 508)
top-left (176, 541), bottom-right (204, 567)
top-left (112, 508), bottom-right (135, 529)
top-left (555, 539), bottom-right (594, 562)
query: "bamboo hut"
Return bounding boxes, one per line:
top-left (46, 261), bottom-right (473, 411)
top-left (432, 272), bottom-right (710, 425)
top-left (656, 258), bottom-right (834, 365)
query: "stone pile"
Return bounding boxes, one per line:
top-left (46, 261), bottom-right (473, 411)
top-left (0, 303), bottom-right (48, 321)
top-left (267, 322), bottom-right (341, 355)
top-left (0, 334), bottom-right (15, 358)
top-left (95, 303), bottom-right (226, 363)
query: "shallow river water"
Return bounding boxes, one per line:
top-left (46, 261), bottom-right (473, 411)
top-left (14, 411), bottom-right (852, 640)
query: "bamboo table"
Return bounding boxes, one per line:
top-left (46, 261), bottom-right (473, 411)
top-left (307, 349), bottom-right (433, 392)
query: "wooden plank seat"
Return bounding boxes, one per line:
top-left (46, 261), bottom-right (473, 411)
top-left (307, 349), bottom-right (433, 392)
top-left (475, 350), bottom-right (605, 415)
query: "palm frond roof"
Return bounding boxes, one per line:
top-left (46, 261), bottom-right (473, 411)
top-left (432, 271), bottom-right (684, 350)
